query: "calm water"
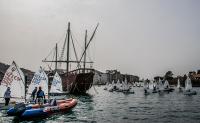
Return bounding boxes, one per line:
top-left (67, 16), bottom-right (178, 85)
top-left (1, 86), bottom-right (200, 123)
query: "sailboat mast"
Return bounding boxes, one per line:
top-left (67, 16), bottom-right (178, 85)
top-left (83, 30), bottom-right (87, 73)
top-left (66, 22), bottom-right (70, 75)
top-left (55, 43), bottom-right (58, 71)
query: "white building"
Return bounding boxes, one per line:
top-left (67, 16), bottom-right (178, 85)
top-left (93, 70), bottom-right (108, 85)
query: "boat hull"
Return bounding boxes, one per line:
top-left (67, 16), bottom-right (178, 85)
top-left (8, 99), bottom-right (77, 120)
top-left (7, 99), bottom-right (75, 116)
top-left (184, 91), bottom-right (197, 95)
top-left (61, 70), bottom-right (94, 94)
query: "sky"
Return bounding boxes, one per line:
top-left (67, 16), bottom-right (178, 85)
top-left (0, 0), bottom-right (200, 79)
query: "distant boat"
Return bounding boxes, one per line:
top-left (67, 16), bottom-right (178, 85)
top-left (176, 78), bottom-right (183, 92)
top-left (116, 79), bottom-right (121, 91)
top-left (177, 78), bottom-right (181, 89)
top-left (104, 82), bottom-right (109, 90)
top-left (26, 67), bottom-right (48, 101)
top-left (143, 81), bottom-right (148, 90)
top-left (149, 81), bottom-right (154, 90)
top-left (184, 77), bottom-right (197, 95)
top-left (123, 78), bottom-right (129, 91)
top-left (163, 80), bottom-right (170, 89)
top-left (157, 79), bottom-right (164, 92)
top-left (163, 80), bottom-right (174, 92)
top-left (152, 82), bottom-right (158, 93)
top-left (0, 61), bottom-right (25, 104)
top-left (108, 80), bottom-right (115, 92)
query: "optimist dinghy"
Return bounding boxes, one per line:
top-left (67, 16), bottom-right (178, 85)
top-left (0, 61), bottom-right (25, 107)
top-left (184, 77), bottom-right (197, 95)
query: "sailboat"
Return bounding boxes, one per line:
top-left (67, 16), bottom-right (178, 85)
top-left (158, 79), bottom-right (164, 91)
top-left (177, 78), bottom-right (181, 88)
top-left (122, 78), bottom-right (130, 92)
top-left (26, 67), bottom-right (48, 101)
top-left (108, 80), bottom-right (115, 92)
top-left (184, 76), bottom-right (197, 95)
top-left (152, 82), bottom-right (158, 93)
top-left (43, 22), bottom-right (99, 94)
top-left (0, 61), bottom-right (25, 105)
top-left (103, 82), bottom-right (109, 90)
top-left (49, 72), bottom-right (67, 96)
top-left (163, 80), bottom-right (174, 92)
top-left (116, 79), bottom-right (122, 92)
top-left (176, 78), bottom-right (182, 92)
top-left (143, 81), bottom-right (150, 95)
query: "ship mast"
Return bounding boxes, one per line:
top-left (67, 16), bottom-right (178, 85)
top-left (66, 22), bottom-right (70, 75)
top-left (55, 43), bottom-right (58, 71)
top-left (83, 30), bottom-right (87, 73)
top-left (79, 23), bottom-right (99, 63)
top-left (42, 22), bottom-right (96, 71)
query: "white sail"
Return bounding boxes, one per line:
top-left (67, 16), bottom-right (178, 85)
top-left (153, 82), bottom-right (157, 88)
top-left (185, 77), bottom-right (192, 91)
top-left (124, 78), bottom-right (129, 90)
top-left (27, 67), bottom-right (48, 99)
top-left (143, 81), bottom-right (148, 89)
top-left (50, 72), bottom-right (63, 93)
top-left (163, 80), bottom-right (170, 89)
top-left (0, 61), bottom-right (25, 102)
top-left (149, 81), bottom-right (154, 90)
top-left (116, 79), bottom-right (121, 89)
top-left (177, 78), bottom-right (181, 88)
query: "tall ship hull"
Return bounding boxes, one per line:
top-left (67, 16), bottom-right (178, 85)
top-left (61, 68), bottom-right (94, 94)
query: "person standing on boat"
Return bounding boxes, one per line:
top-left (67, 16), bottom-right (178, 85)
top-left (36, 86), bottom-right (45, 105)
top-left (4, 87), bottom-right (11, 106)
top-left (31, 87), bottom-right (37, 101)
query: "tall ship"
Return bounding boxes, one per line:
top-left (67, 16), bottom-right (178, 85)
top-left (43, 22), bottom-right (99, 94)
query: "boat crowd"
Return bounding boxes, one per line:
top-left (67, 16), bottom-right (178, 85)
top-left (0, 61), bottom-right (77, 121)
top-left (103, 76), bottom-right (197, 96)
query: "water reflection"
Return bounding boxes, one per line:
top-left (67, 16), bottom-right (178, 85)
top-left (1, 86), bottom-right (200, 122)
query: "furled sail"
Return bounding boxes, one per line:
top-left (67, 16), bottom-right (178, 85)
top-left (50, 72), bottom-right (63, 93)
top-left (27, 67), bottom-right (48, 99)
top-left (0, 61), bottom-right (25, 102)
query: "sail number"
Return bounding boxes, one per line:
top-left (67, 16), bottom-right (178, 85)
top-left (1, 72), bottom-right (21, 85)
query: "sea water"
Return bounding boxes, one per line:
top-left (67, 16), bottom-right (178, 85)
top-left (1, 86), bottom-right (200, 123)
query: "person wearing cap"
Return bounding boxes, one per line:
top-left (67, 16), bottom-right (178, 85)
top-left (36, 86), bottom-right (45, 105)
top-left (4, 87), bottom-right (11, 106)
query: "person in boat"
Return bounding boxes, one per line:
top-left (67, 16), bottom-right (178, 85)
top-left (36, 86), bottom-right (45, 105)
top-left (4, 87), bottom-right (11, 106)
top-left (31, 87), bottom-right (37, 101)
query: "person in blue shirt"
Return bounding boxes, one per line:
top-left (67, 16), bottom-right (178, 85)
top-left (4, 87), bottom-right (11, 106)
top-left (36, 86), bottom-right (45, 105)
